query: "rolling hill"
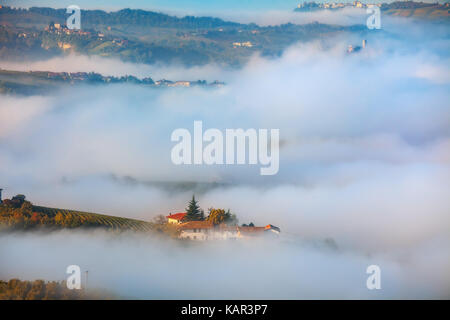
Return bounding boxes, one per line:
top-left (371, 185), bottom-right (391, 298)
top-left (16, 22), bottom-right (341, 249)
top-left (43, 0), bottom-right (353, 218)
top-left (0, 5), bottom-right (367, 66)
top-left (0, 195), bottom-right (156, 232)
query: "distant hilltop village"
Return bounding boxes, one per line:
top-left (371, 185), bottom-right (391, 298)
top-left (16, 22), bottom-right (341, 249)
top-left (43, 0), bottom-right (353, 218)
top-left (44, 21), bottom-right (257, 50)
top-left (295, 1), bottom-right (450, 12)
top-left (44, 21), bottom-right (125, 48)
top-left (295, 1), bottom-right (373, 11)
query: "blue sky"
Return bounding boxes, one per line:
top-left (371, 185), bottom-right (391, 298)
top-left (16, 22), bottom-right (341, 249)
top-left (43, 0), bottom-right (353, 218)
top-left (3, 0), bottom-right (428, 14)
top-left (3, 0), bottom-right (299, 12)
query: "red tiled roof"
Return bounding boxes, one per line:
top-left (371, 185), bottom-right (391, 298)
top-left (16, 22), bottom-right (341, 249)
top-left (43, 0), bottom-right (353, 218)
top-left (238, 226), bottom-right (265, 233)
top-left (175, 220), bottom-right (280, 233)
top-left (265, 224), bottom-right (281, 232)
top-left (218, 224), bottom-right (239, 231)
top-left (177, 220), bottom-right (214, 230)
top-left (166, 212), bottom-right (186, 221)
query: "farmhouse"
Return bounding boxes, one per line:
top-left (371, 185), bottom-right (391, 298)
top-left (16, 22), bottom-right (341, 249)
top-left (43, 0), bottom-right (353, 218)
top-left (166, 212), bottom-right (187, 224)
top-left (176, 221), bottom-right (280, 241)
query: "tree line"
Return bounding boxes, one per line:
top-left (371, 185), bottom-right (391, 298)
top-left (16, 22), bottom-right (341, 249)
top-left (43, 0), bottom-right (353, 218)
top-left (0, 279), bottom-right (84, 300)
top-left (0, 279), bottom-right (115, 300)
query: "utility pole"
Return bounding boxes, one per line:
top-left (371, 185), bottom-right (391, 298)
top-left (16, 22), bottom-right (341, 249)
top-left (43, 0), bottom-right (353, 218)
top-left (85, 270), bottom-right (89, 293)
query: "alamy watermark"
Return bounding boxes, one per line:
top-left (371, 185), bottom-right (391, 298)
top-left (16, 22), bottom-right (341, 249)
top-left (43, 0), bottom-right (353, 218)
top-left (171, 121), bottom-right (279, 175)
top-left (66, 264), bottom-right (81, 290)
top-left (366, 5), bottom-right (381, 30)
top-left (66, 264), bottom-right (89, 290)
top-left (66, 5), bottom-right (81, 30)
top-left (366, 264), bottom-right (381, 290)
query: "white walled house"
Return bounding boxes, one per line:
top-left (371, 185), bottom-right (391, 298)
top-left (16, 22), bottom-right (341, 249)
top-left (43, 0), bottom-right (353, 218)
top-left (177, 221), bottom-right (280, 241)
top-left (166, 212), bottom-right (187, 224)
top-left (177, 221), bottom-right (214, 240)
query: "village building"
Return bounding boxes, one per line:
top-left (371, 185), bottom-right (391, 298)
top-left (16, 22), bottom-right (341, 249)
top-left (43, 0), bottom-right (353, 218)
top-left (166, 212), bottom-right (187, 224)
top-left (232, 41), bottom-right (253, 48)
top-left (168, 81), bottom-right (191, 87)
top-left (176, 220), bottom-right (280, 241)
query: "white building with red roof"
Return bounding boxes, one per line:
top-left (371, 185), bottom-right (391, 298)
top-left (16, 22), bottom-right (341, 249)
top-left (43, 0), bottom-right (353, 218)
top-left (176, 221), bottom-right (280, 241)
top-left (166, 212), bottom-right (187, 224)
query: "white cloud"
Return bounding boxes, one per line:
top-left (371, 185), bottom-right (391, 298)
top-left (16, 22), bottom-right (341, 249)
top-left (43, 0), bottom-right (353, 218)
top-left (1, 230), bottom-right (448, 299)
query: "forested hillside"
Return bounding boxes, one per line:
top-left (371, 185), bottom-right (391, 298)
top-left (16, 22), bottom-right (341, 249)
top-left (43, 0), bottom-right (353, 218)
top-left (0, 6), bottom-right (367, 66)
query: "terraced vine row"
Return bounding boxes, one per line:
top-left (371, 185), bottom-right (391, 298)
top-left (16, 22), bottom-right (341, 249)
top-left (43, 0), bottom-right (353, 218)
top-left (32, 206), bottom-right (154, 232)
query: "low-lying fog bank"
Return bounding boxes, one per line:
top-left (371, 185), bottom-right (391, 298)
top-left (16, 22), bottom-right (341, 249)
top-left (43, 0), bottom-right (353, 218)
top-left (1, 230), bottom-right (448, 299)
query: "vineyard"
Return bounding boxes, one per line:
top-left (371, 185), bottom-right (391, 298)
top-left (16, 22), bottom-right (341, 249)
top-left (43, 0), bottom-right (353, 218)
top-left (0, 194), bottom-right (156, 232)
top-left (31, 206), bottom-right (155, 232)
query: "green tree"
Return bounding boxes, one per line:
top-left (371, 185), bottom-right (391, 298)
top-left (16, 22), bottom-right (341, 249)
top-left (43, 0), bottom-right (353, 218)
top-left (184, 195), bottom-right (202, 221)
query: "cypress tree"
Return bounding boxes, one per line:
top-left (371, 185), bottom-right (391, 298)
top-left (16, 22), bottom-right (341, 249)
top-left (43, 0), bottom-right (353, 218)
top-left (185, 195), bottom-right (202, 221)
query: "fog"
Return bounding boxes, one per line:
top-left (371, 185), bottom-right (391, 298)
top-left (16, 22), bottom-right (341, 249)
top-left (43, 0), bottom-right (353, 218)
top-left (0, 17), bottom-right (449, 298)
top-left (1, 230), bottom-right (449, 299)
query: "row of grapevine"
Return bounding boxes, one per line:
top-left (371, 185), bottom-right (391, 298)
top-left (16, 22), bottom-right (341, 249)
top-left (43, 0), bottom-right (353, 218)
top-left (32, 206), bottom-right (154, 232)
